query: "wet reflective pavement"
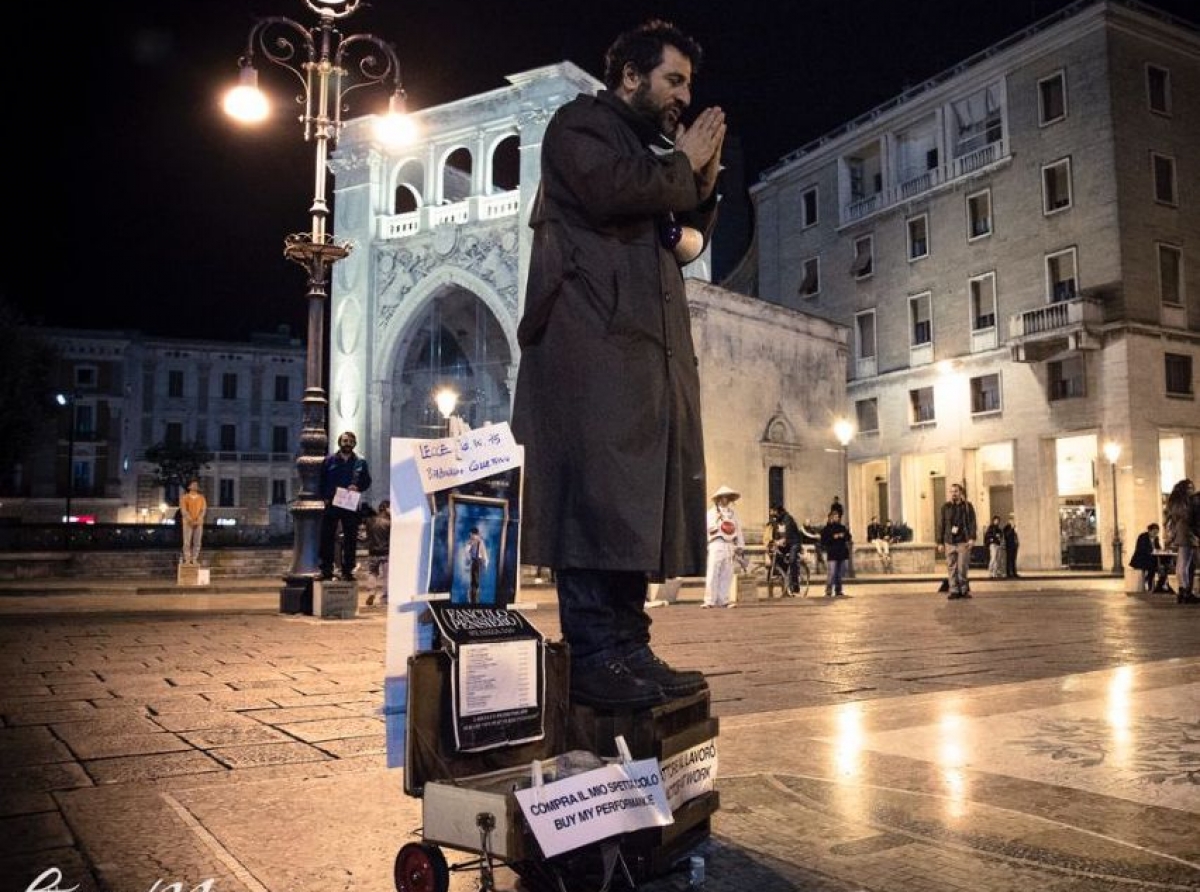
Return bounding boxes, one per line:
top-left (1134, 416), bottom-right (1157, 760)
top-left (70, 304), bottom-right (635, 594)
top-left (0, 578), bottom-right (1196, 892)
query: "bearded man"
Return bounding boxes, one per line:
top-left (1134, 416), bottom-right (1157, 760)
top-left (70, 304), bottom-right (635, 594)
top-left (511, 20), bottom-right (726, 710)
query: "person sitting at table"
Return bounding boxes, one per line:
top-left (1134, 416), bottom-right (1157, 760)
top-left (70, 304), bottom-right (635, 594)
top-left (1129, 522), bottom-right (1173, 594)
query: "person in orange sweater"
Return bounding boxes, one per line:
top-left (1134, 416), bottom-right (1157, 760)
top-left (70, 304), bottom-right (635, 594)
top-left (180, 479), bottom-right (207, 565)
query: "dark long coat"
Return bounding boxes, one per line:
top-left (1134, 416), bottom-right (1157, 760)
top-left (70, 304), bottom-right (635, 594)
top-left (511, 90), bottom-right (717, 578)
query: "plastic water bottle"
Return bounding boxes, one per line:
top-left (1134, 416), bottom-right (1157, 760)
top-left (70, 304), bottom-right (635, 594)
top-left (688, 854), bottom-right (705, 887)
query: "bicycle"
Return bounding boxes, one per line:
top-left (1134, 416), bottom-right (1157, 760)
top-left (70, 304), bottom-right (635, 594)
top-left (752, 541), bottom-right (811, 598)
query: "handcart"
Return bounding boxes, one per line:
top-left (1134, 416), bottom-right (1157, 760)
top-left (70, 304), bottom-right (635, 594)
top-left (396, 639), bottom-right (719, 892)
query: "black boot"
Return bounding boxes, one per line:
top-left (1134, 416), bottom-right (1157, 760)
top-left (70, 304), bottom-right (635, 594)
top-left (625, 651), bottom-right (707, 698)
top-left (570, 659), bottom-right (666, 710)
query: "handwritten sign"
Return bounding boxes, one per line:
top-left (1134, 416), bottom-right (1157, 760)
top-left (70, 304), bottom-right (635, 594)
top-left (413, 422), bottom-right (520, 493)
top-left (660, 738), bottom-right (718, 811)
top-left (514, 758), bottom-right (673, 858)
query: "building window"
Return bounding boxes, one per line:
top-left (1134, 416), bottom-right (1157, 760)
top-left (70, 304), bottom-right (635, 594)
top-left (1158, 243), bottom-right (1183, 306)
top-left (1042, 158), bottom-right (1072, 214)
top-left (856, 311), bottom-right (876, 360)
top-left (168, 369), bottom-right (184, 398)
top-left (798, 256), bottom-right (820, 297)
top-left (271, 480), bottom-right (289, 505)
top-left (1152, 152), bottom-right (1177, 205)
top-left (272, 425), bottom-right (289, 453)
top-left (851, 235), bottom-right (873, 278)
top-left (1048, 356), bottom-right (1085, 400)
top-left (1165, 353), bottom-right (1193, 398)
top-left (768, 465), bottom-right (785, 509)
top-left (274, 375), bottom-right (290, 402)
top-left (967, 189), bottom-right (992, 239)
top-left (1146, 64), bottom-right (1171, 116)
top-left (1038, 71), bottom-right (1066, 125)
top-left (970, 272), bottom-right (997, 331)
top-left (909, 387), bottom-right (935, 425)
top-left (221, 372), bottom-right (238, 400)
top-left (219, 479), bottom-right (236, 508)
top-left (165, 422), bottom-right (183, 448)
top-left (951, 83), bottom-right (1002, 157)
top-left (856, 398), bottom-right (879, 433)
top-left (801, 186), bottom-right (818, 227)
top-left (1046, 248), bottom-right (1078, 303)
top-left (75, 403), bottom-right (96, 437)
top-left (220, 424), bottom-right (237, 451)
top-left (74, 366), bottom-right (97, 389)
top-left (909, 293), bottom-right (932, 346)
top-left (907, 214), bottom-right (929, 260)
top-left (970, 373), bottom-right (1002, 415)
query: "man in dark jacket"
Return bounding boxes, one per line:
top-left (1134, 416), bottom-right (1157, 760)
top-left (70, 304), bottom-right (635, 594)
top-left (511, 20), bottom-right (725, 710)
top-left (1130, 523), bottom-right (1172, 594)
top-left (1003, 516), bottom-right (1020, 578)
top-left (936, 483), bottom-right (977, 600)
top-left (319, 431), bottom-right (371, 582)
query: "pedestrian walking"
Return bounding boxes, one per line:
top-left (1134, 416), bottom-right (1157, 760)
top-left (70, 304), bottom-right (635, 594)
top-left (937, 483), bottom-right (977, 599)
top-left (703, 485), bottom-right (744, 608)
top-left (1164, 478), bottom-right (1198, 603)
top-left (364, 500), bottom-right (391, 606)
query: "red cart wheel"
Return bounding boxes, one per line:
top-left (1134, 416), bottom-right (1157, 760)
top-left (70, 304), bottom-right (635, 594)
top-left (394, 842), bottom-right (449, 892)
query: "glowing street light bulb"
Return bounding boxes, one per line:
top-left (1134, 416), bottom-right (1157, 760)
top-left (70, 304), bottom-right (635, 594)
top-left (223, 67), bottom-right (269, 123)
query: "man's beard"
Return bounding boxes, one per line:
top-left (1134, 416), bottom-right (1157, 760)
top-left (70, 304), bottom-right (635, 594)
top-left (629, 81), bottom-right (681, 138)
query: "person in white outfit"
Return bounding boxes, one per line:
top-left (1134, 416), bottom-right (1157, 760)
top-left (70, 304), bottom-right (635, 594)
top-left (704, 484), bottom-right (745, 608)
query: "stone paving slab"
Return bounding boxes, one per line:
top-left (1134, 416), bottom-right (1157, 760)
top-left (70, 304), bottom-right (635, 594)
top-left (2, 580), bottom-right (1199, 892)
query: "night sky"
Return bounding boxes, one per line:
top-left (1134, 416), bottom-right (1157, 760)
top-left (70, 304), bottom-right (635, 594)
top-left (12, 0), bottom-right (1194, 340)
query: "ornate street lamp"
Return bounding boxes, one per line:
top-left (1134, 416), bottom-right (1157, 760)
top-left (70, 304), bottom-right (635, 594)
top-left (1103, 440), bottom-right (1122, 576)
top-left (55, 393), bottom-right (77, 538)
top-left (225, 0), bottom-right (414, 610)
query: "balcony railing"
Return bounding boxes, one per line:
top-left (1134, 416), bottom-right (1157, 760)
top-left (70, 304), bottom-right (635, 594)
top-left (1008, 295), bottom-right (1104, 362)
top-left (843, 139), bottom-right (1007, 225)
top-left (378, 189), bottom-right (522, 240)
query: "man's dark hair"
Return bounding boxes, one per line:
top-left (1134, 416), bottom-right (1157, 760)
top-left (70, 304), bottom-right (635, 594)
top-left (603, 19), bottom-right (703, 89)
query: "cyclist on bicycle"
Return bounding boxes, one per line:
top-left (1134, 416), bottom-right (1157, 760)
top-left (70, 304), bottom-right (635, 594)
top-left (768, 504), bottom-right (804, 596)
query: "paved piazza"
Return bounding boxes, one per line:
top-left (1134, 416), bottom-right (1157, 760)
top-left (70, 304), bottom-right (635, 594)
top-left (0, 579), bottom-right (1196, 891)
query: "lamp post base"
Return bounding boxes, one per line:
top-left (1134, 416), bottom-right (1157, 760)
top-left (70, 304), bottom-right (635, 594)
top-left (1111, 539), bottom-right (1124, 577)
top-left (280, 576), bottom-right (315, 615)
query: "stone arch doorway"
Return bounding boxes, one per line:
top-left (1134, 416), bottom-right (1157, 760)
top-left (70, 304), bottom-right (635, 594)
top-left (390, 286), bottom-right (513, 438)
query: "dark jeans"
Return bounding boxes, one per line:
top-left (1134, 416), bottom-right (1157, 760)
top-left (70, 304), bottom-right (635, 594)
top-left (1005, 545), bottom-right (1019, 577)
top-left (783, 542), bottom-right (802, 591)
top-left (320, 507), bottom-right (360, 577)
top-left (555, 568), bottom-right (651, 669)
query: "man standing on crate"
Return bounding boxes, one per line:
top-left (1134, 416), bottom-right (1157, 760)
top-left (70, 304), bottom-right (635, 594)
top-left (511, 20), bottom-right (725, 710)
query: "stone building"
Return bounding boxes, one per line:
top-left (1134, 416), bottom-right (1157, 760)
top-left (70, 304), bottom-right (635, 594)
top-left (3, 327), bottom-right (304, 530)
top-left (328, 62), bottom-right (848, 531)
top-left (747, 0), bottom-right (1199, 572)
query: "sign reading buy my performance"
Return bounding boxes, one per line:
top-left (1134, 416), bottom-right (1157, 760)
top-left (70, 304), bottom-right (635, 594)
top-left (428, 602), bottom-right (546, 752)
top-left (513, 759), bottom-right (673, 858)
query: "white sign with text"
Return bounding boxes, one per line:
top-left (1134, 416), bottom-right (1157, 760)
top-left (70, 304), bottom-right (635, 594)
top-left (513, 759), bottom-right (673, 858)
top-left (659, 738), bottom-right (718, 811)
top-left (412, 423), bottom-right (520, 494)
